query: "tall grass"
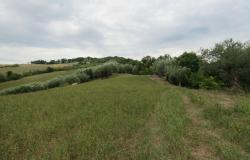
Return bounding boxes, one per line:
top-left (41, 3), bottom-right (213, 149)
top-left (0, 75), bottom-right (164, 159)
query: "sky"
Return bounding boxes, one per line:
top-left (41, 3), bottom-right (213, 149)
top-left (0, 0), bottom-right (250, 64)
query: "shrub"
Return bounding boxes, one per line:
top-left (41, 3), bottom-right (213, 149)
top-left (0, 73), bottom-right (6, 82)
top-left (118, 64), bottom-right (133, 73)
top-left (46, 77), bottom-right (65, 88)
top-left (6, 71), bottom-right (22, 80)
top-left (93, 64), bottom-right (113, 78)
top-left (82, 68), bottom-right (94, 79)
top-left (199, 76), bottom-right (223, 90)
top-left (166, 65), bottom-right (191, 86)
top-left (76, 72), bottom-right (90, 83)
top-left (46, 67), bottom-right (54, 73)
top-left (176, 52), bottom-right (201, 72)
top-left (64, 74), bottom-right (81, 84)
top-left (22, 71), bottom-right (33, 77)
top-left (29, 83), bottom-right (46, 91)
top-left (188, 72), bottom-right (204, 89)
top-left (153, 56), bottom-right (173, 76)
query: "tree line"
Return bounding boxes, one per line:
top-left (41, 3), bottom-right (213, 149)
top-left (31, 56), bottom-right (139, 65)
top-left (1, 39), bottom-right (250, 92)
top-left (152, 39), bottom-right (250, 90)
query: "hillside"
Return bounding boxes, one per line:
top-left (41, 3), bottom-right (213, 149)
top-left (0, 74), bottom-right (249, 159)
top-left (0, 64), bottom-right (74, 75)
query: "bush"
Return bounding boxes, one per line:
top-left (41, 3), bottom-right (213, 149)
top-left (153, 56), bottom-right (173, 76)
top-left (0, 82), bottom-right (46, 95)
top-left (93, 64), bottom-right (113, 78)
top-left (22, 71), bottom-right (33, 77)
top-left (6, 71), bottom-right (22, 80)
top-left (0, 73), bottom-right (6, 82)
top-left (76, 72), bottom-right (90, 83)
top-left (46, 77), bottom-right (65, 88)
top-left (29, 83), bottom-right (46, 91)
top-left (166, 65), bottom-right (191, 86)
top-left (118, 64), bottom-right (133, 73)
top-left (46, 67), bottom-right (54, 73)
top-left (64, 74), bottom-right (81, 84)
top-left (176, 52), bottom-right (201, 72)
top-left (199, 76), bottom-right (223, 90)
top-left (188, 72), bottom-right (204, 89)
top-left (79, 68), bottom-right (94, 79)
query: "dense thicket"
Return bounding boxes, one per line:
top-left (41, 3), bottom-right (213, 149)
top-left (153, 39), bottom-right (250, 90)
top-left (201, 39), bottom-right (250, 90)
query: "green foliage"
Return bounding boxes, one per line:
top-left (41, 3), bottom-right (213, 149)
top-left (188, 72), bottom-right (204, 88)
top-left (64, 74), bottom-right (81, 84)
top-left (46, 77), bottom-right (64, 88)
top-left (6, 71), bottom-right (22, 80)
top-left (0, 82), bottom-right (46, 95)
top-left (165, 65), bottom-right (191, 87)
top-left (199, 76), bottom-right (223, 90)
top-left (139, 56), bottom-right (156, 74)
top-left (176, 52), bottom-right (201, 72)
top-left (0, 73), bottom-right (5, 82)
top-left (201, 39), bottom-right (250, 90)
top-left (117, 64), bottom-right (133, 73)
top-left (76, 72), bottom-right (90, 83)
top-left (92, 64), bottom-right (113, 78)
top-left (46, 66), bottom-right (54, 72)
top-left (141, 56), bottom-right (156, 68)
top-left (153, 55), bottom-right (173, 76)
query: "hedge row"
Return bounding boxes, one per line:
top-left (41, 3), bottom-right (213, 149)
top-left (0, 62), bottom-right (134, 95)
top-left (0, 66), bottom-right (74, 83)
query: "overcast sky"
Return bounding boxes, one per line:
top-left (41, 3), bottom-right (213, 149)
top-left (0, 0), bottom-right (250, 63)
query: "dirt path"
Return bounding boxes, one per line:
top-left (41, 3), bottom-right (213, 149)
top-left (182, 95), bottom-right (218, 160)
top-left (150, 75), bottom-right (250, 159)
top-left (151, 75), bottom-right (217, 159)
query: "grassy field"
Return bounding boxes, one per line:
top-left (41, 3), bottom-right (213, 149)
top-left (0, 63), bottom-right (75, 75)
top-left (0, 70), bottom-right (76, 90)
top-left (0, 74), bottom-right (249, 159)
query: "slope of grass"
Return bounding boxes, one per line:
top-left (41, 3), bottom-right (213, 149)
top-left (0, 70), bottom-right (75, 90)
top-left (0, 75), bottom-right (166, 159)
top-left (1, 75), bottom-right (249, 160)
top-left (0, 63), bottom-right (74, 75)
top-left (185, 89), bottom-right (250, 160)
top-left (202, 95), bottom-right (250, 156)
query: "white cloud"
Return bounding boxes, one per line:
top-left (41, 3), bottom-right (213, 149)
top-left (48, 20), bottom-right (80, 37)
top-left (0, 0), bottom-right (250, 63)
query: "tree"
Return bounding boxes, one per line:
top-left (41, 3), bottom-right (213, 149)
top-left (177, 52), bottom-right (201, 72)
top-left (141, 56), bottom-right (156, 68)
top-left (153, 54), bottom-right (173, 76)
top-left (201, 39), bottom-right (250, 89)
top-left (0, 73), bottom-right (5, 82)
top-left (46, 67), bottom-right (54, 73)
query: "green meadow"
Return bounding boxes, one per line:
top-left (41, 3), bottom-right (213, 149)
top-left (0, 64), bottom-right (74, 75)
top-left (0, 74), bottom-right (249, 160)
top-left (0, 70), bottom-right (75, 90)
